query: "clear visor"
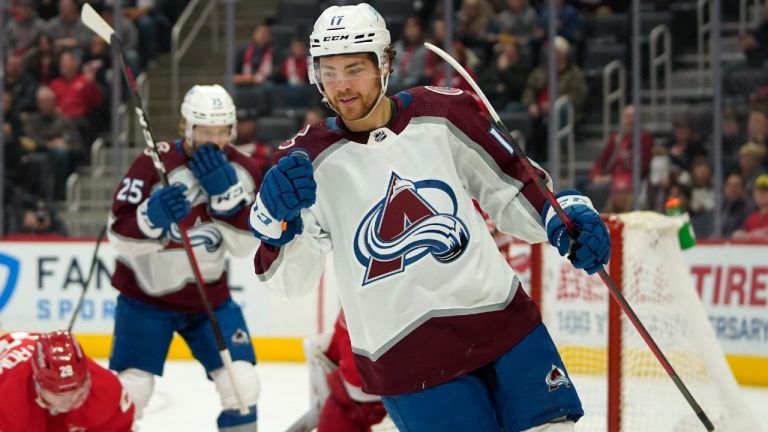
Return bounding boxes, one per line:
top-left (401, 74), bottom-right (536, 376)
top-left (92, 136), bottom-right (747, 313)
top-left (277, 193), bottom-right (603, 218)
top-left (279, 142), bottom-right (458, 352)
top-left (36, 376), bottom-right (91, 413)
top-left (312, 57), bottom-right (384, 85)
top-left (192, 124), bottom-right (233, 145)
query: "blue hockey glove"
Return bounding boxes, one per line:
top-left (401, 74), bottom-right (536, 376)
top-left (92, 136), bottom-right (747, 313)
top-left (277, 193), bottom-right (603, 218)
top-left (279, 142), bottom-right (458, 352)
top-left (189, 143), bottom-right (240, 196)
top-left (541, 190), bottom-right (610, 275)
top-left (249, 212), bottom-right (304, 246)
top-left (145, 183), bottom-right (191, 230)
top-left (260, 153), bottom-right (316, 222)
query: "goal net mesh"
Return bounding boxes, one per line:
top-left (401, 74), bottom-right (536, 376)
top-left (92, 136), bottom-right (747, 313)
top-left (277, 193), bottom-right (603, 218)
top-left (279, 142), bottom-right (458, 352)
top-left (536, 211), bottom-right (761, 431)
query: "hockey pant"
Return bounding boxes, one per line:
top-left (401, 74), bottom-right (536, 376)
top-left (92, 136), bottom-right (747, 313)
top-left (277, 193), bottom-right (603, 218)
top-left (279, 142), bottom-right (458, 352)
top-left (380, 323), bottom-right (583, 432)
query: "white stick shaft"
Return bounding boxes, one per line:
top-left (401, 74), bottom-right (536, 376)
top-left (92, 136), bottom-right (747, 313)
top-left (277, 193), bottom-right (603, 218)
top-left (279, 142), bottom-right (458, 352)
top-left (80, 3), bottom-right (115, 44)
top-left (220, 349), bottom-right (250, 415)
top-left (423, 42), bottom-right (501, 123)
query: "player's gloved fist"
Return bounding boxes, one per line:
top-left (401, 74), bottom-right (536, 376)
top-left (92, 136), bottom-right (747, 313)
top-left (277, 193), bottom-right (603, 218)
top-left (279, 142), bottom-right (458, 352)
top-left (260, 153), bottom-right (317, 222)
top-left (249, 206), bottom-right (304, 246)
top-left (541, 190), bottom-right (610, 275)
top-left (189, 143), bottom-right (239, 195)
top-left (146, 183), bottom-right (191, 229)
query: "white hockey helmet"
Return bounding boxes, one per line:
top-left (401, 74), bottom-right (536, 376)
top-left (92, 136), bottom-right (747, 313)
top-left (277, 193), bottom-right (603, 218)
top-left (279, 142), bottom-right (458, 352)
top-left (308, 3), bottom-right (391, 96)
top-left (180, 84), bottom-right (237, 145)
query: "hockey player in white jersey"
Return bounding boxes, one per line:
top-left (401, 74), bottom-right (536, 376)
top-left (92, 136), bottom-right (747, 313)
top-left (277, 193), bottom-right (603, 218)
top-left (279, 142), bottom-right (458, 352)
top-left (108, 85), bottom-right (262, 431)
top-left (249, 4), bottom-right (610, 431)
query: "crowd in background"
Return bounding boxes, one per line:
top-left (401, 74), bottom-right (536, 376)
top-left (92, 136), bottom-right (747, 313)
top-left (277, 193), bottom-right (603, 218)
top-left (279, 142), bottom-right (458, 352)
top-left (3, 0), bottom-right (768, 240)
top-left (2, 0), bottom-right (186, 235)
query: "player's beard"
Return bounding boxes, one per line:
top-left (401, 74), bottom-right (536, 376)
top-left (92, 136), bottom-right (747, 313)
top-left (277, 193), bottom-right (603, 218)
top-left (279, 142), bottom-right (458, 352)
top-left (329, 79), bottom-right (382, 121)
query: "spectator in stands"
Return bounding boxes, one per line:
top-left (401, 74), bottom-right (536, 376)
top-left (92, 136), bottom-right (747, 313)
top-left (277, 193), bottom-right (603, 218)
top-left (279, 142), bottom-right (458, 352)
top-left (17, 199), bottom-right (67, 236)
top-left (47, 0), bottom-right (93, 54)
top-left (118, 0), bottom-right (169, 67)
top-left (281, 39), bottom-right (309, 86)
top-left (689, 156), bottom-right (715, 213)
top-left (489, 0), bottom-right (539, 44)
top-left (733, 174), bottom-right (768, 239)
top-left (737, 142), bottom-right (767, 197)
top-left (302, 107), bottom-right (326, 128)
top-left (22, 86), bottom-right (82, 201)
top-left (722, 107), bottom-right (747, 172)
top-left (456, 0), bottom-right (495, 49)
top-left (2, 90), bottom-right (25, 188)
top-left (6, 0), bottom-right (48, 57)
top-left (234, 114), bottom-right (273, 178)
top-left (737, 1), bottom-right (768, 68)
top-left (48, 50), bottom-right (105, 150)
top-left (426, 40), bottom-right (479, 91)
top-left (534, 0), bottom-right (582, 44)
top-left (584, 105), bottom-right (653, 210)
top-left (389, 16), bottom-right (428, 92)
top-left (664, 116), bottom-right (707, 183)
top-left (478, 35), bottom-right (529, 111)
top-left (646, 145), bottom-right (672, 212)
top-left (4, 53), bottom-right (39, 117)
top-left (747, 107), bottom-right (768, 148)
top-left (664, 181), bottom-right (712, 237)
top-left (36, 0), bottom-right (60, 20)
top-left (602, 173), bottom-right (633, 214)
top-left (27, 33), bottom-right (59, 85)
top-left (521, 36), bottom-right (587, 162)
top-left (686, 156), bottom-right (716, 236)
top-left (89, 2), bottom-right (142, 76)
top-left (720, 172), bottom-right (751, 238)
top-left (234, 23), bottom-right (274, 86)
top-left (571, 0), bottom-right (621, 14)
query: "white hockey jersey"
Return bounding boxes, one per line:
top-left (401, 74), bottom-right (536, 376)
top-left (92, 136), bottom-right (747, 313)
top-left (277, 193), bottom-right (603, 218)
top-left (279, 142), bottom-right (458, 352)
top-left (254, 87), bottom-right (552, 395)
top-left (109, 140), bottom-right (262, 313)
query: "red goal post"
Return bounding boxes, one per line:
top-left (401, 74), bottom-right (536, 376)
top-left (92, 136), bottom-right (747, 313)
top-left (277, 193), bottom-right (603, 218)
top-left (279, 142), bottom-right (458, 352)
top-left (507, 211), bottom-right (761, 432)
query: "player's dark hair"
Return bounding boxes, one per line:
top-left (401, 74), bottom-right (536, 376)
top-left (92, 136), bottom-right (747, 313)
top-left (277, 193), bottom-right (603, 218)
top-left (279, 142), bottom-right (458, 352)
top-left (366, 46), bottom-right (397, 75)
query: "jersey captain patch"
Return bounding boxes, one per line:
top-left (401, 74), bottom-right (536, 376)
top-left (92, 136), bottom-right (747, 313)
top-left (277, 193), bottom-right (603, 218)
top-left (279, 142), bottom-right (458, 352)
top-left (353, 172), bottom-right (470, 285)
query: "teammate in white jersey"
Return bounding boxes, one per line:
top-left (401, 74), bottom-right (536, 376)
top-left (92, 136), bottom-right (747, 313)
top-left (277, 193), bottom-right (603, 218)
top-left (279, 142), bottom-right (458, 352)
top-left (108, 85), bottom-right (262, 431)
top-left (249, 4), bottom-right (610, 431)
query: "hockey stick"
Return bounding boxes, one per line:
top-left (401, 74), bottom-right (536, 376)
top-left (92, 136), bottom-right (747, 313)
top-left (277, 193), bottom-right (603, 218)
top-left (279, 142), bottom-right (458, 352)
top-left (424, 42), bottom-right (715, 431)
top-left (81, 4), bottom-right (249, 415)
top-left (67, 225), bottom-right (108, 332)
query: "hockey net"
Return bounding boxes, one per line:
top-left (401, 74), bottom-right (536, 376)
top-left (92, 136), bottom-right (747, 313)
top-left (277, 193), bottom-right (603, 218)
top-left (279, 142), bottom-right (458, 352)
top-left (512, 211), bottom-right (762, 432)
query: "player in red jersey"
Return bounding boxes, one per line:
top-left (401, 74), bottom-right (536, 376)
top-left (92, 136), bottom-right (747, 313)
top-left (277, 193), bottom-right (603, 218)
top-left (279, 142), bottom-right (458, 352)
top-left (289, 313), bottom-right (387, 432)
top-left (0, 331), bottom-right (134, 432)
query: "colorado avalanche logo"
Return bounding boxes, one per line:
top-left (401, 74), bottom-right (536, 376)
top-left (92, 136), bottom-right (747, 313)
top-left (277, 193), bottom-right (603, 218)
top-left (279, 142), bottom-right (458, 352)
top-left (545, 364), bottom-right (571, 392)
top-left (353, 172), bottom-right (470, 285)
top-left (169, 223), bottom-right (223, 252)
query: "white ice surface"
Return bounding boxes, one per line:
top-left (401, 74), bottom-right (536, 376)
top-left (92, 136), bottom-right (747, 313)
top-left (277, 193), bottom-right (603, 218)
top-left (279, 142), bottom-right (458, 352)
top-left (106, 361), bottom-right (768, 432)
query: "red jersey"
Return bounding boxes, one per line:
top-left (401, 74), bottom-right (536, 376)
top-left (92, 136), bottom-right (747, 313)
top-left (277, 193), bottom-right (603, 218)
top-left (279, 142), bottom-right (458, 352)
top-left (0, 333), bottom-right (135, 432)
top-left (48, 75), bottom-right (104, 119)
top-left (741, 210), bottom-right (768, 236)
top-left (323, 314), bottom-right (363, 389)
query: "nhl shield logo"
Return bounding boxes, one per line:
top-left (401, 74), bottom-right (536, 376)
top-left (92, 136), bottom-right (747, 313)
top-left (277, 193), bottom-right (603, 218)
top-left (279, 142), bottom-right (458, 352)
top-left (0, 253), bottom-right (21, 314)
top-left (545, 364), bottom-right (571, 392)
top-left (373, 130), bottom-right (387, 142)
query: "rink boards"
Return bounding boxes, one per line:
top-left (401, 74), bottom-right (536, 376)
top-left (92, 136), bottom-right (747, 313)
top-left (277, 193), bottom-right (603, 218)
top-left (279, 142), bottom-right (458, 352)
top-left (0, 238), bottom-right (766, 386)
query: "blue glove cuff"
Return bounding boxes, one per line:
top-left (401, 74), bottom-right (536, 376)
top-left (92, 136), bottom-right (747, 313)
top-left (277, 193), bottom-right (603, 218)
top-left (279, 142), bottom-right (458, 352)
top-left (540, 189), bottom-right (594, 227)
top-left (136, 199), bottom-right (165, 239)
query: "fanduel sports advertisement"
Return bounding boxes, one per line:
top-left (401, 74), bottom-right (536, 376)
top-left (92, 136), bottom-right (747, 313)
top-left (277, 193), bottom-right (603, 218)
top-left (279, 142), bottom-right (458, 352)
top-left (0, 241), bottom-right (336, 337)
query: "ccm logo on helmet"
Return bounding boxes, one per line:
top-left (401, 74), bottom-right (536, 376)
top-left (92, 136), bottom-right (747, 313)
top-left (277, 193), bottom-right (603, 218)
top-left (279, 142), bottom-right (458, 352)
top-left (323, 35), bottom-right (349, 41)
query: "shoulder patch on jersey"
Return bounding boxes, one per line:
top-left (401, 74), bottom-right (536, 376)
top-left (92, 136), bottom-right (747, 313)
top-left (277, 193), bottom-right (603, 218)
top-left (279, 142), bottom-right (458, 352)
top-left (142, 140), bottom-right (172, 157)
top-left (393, 90), bottom-right (414, 109)
top-left (425, 86), bottom-right (464, 96)
top-left (274, 119), bottom-right (344, 162)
